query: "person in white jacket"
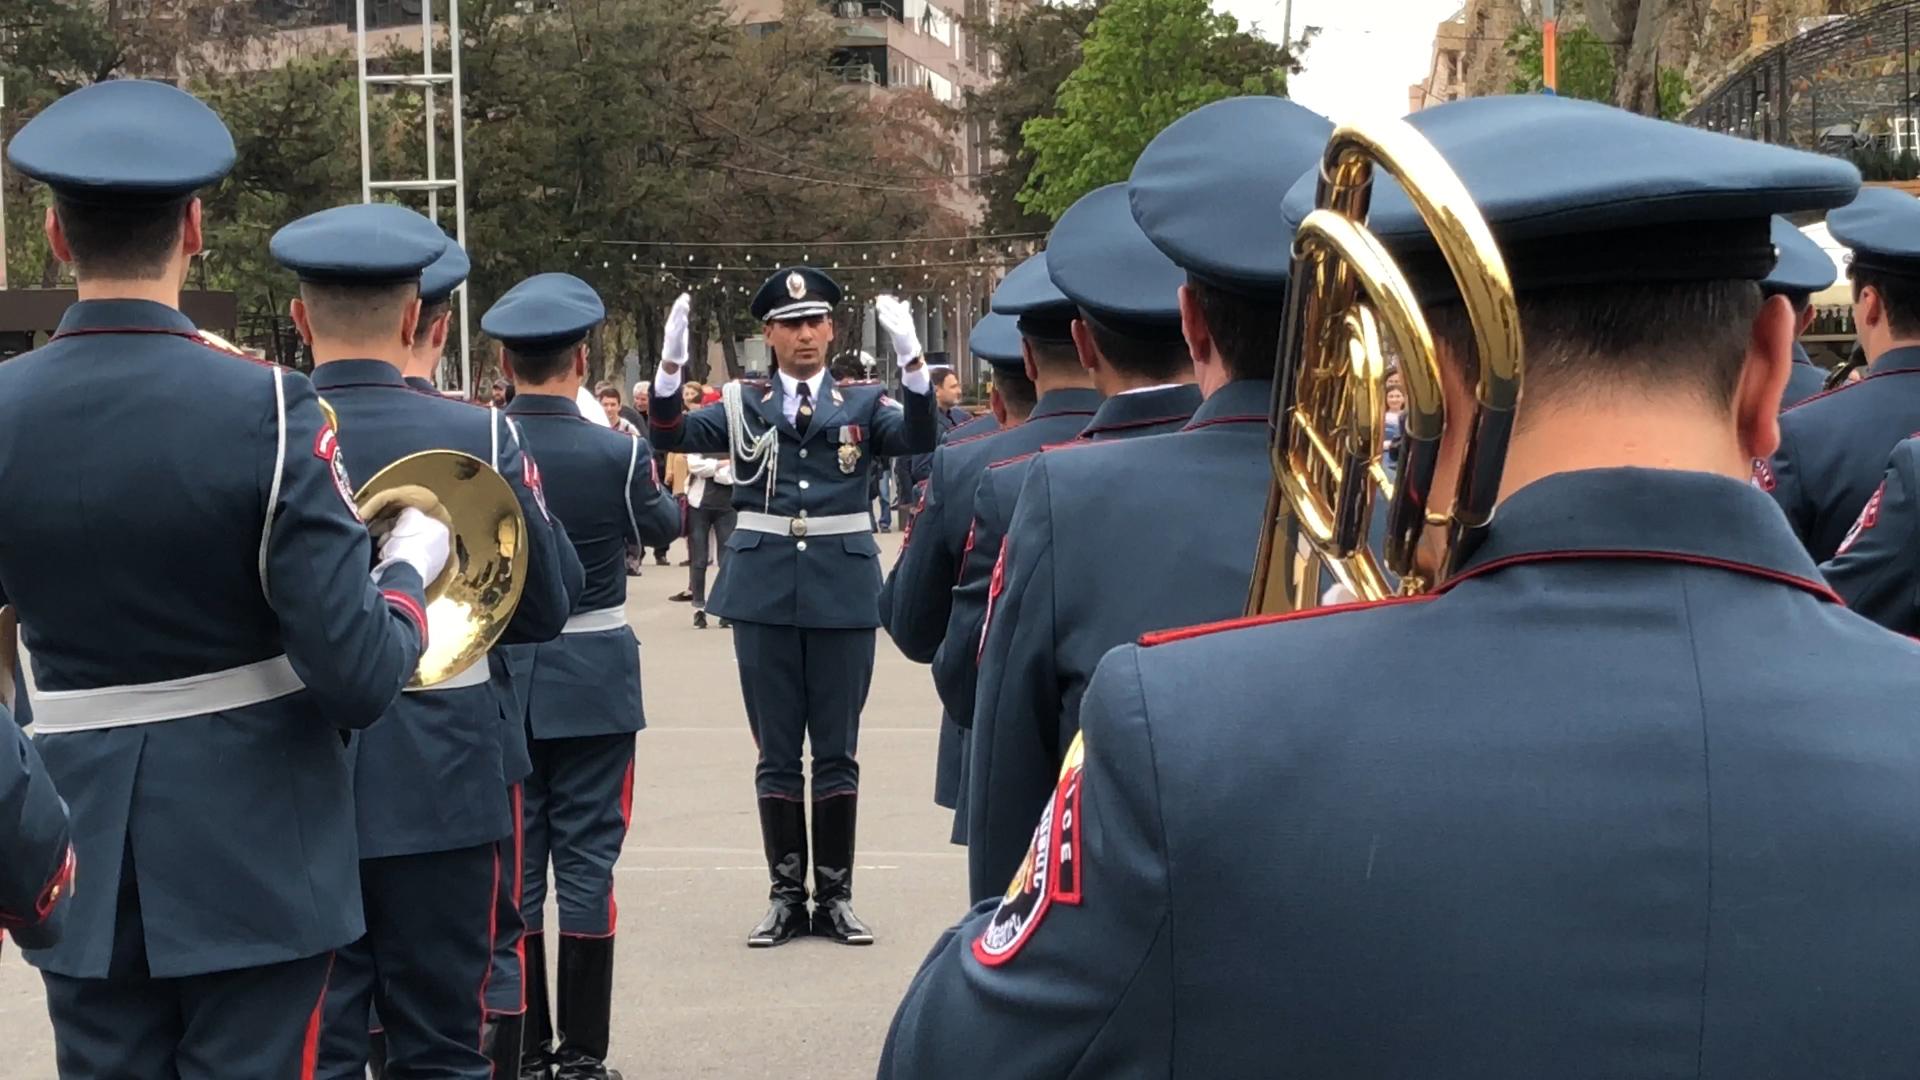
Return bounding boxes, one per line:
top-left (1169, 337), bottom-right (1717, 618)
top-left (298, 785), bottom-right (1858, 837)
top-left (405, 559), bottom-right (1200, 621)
top-left (684, 445), bottom-right (737, 629)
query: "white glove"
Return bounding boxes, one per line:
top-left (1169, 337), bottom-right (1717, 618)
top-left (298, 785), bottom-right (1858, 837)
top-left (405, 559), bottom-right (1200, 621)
top-left (653, 293), bottom-right (691, 398)
top-left (875, 295), bottom-right (921, 363)
top-left (374, 507), bottom-right (452, 588)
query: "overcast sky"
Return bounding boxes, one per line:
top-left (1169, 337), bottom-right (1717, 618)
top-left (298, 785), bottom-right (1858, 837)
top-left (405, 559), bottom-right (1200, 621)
top-left (1212, 0), bottom-right (1470, 122)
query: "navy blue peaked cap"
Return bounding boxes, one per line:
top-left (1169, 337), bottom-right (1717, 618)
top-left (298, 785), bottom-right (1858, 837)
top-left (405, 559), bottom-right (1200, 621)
top-left (482, 273), bottom-right (606, 351)
top-left (271, 203), bottom-right (450, 285)
top-left (9, 80), bottom-right (236, 206)
top-left (1128, 96), bottom-right (1334, 296)
top-left (1280, 95), bottom-right (1861, 299)
top-left (1762, 216), bottom-right (1837, 296)
top-left (969, 312), bottom-right (1025, 372)
top-left (420, 242), bottom-right (472, 304)
top-left (1047, 183), bottom-right (1184, 342)
top-left (992, 252), bottom-right (1076, 342)
top-left (752, 266), bottom-right (841, 322)
top-left (1827, 187), bottom-right (1920, 278)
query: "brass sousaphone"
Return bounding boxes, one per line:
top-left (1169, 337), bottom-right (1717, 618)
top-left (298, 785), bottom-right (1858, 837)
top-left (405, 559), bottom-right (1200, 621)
top-left (318, 398), bottom-right (528, 687)
top-left (1247, 120), bottom-right (1524, 614)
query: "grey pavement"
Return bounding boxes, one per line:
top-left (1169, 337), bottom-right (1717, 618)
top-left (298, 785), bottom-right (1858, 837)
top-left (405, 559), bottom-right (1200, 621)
top-left (0, 530), bottom-right (968, 1078)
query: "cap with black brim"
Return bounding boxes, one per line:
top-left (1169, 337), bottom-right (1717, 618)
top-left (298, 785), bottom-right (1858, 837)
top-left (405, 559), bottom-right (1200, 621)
top-left (1047, 183), bottom-right (1186, 344)
top-left (991, 253), bottom-right (1076, 343)
top-left (482, 272), bottom-right (607, 352)
top-left (271, 203), bottom-right (450, 286)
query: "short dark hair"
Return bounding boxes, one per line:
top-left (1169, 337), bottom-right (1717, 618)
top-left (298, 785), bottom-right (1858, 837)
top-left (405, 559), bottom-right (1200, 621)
top-left (504, 342), bottom-right (576, 384)
top-left (1851, 267), bottom-right (1920, 338)
top-left (300, 281), bottom-right (419, 344)
top-left (1188, 277), bottom-right (1282, 382)
top-left (1024, 336), bottom-right (1081, 376)
top-left (994, 366), bottom-right (1038, 417)
top-left (1425, 279), bottom-right (1760, 411)
top-left (1085, 321), bottom-right (1190, 381)
top-left (595, 382), bottom-right (622, 402)
top-left (53, 196), bottom-right (188, 281)
top-left (414, 298), bottom-right (452, 341)
top-left (931, 366), bottom-right (960, 388)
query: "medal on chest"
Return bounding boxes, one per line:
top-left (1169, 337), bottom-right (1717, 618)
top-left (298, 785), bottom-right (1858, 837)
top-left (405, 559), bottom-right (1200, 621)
top-left (837, 425), bottom-right (864, 474)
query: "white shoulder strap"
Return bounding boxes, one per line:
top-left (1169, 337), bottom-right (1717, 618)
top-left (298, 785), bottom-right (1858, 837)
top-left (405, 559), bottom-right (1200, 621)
top-left (490, 406), bottom-right (501, 471)
top-left (258, 367), bottom-right (289, 602)
top-left (624, 433), bottom-right (642, 543)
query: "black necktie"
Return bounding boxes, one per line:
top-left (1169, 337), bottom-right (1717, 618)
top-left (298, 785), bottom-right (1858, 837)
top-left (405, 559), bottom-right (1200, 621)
top-left (795, 381), bottom-right (813, 436)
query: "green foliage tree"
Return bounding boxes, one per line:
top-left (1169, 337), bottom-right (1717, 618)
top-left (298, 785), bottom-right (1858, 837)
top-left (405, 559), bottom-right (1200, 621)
top-left (1506, 23), bottom-right (1691, 120)
top-left (962, 1), bottom-right (1100, 234)
top-left (1015, 0), bottom-right (1299, 220)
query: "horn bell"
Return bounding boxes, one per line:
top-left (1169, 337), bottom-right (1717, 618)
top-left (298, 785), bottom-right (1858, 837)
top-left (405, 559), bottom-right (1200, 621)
top-left (1247, 118), bottom-right (1523, 616)
top-left (355, 450), bottom-right (529, 688)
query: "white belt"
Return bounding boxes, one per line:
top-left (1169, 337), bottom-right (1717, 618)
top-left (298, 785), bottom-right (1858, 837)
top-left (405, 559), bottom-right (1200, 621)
top-left (563, 606), bottom-right (629, 634)
top-left (735, 511), bottom-right (870, 538)
top-left (403, 660), bottom-right (491, 692)
top-left (29, 655), bottom-right (307, 734)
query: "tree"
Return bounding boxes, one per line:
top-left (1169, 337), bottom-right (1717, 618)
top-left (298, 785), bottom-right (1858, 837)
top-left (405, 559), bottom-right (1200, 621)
top-left (1015, 0), bottom-right (1300, 220)
top-left (1506, 21), bottom-right (1691, 119)
top-left (1586, 0), bottom-right (1682, 117)
top-left (962, 2), bottom-right (1100, 234)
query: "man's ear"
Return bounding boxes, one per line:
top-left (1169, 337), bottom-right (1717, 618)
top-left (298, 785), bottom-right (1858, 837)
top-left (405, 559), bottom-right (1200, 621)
top-left (1069, 318), bottom-right (1100, 374)
top-left (1734, 293), bottom-right (1797, 462)
top-left (180, 198), bottom-right (205, 258)
top-left (572, 342), bottom-right (589, 379)
top-left (1021, 338), bottom-right (1039, 383)
top-left (500, 345), bottom-right (520, 384)
top-left (289, 296), bottom-right (315, 347)
top-left (398, 297), bottom-right (423, 350)
top-left (45, 207), bottom-right (73, 265)
top-left (429, 310), bottom-right (454, 352)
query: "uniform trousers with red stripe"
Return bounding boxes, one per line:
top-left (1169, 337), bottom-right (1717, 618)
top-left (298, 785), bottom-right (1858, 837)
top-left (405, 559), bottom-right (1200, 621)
top-left (40, 844), bottom-right (336, 1080)
top-left (521, 733), bottom-right (636, 935)
top-left (313, 843), bottom-right (500, 1079)
top-left (485, 783), bottom-right (527, 1015)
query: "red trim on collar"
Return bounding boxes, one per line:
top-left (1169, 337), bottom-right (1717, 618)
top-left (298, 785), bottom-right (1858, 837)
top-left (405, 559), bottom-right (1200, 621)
top-left (947, 428), bottom-right (1002, 448)
top-left (1783, 366), bottom-right (1920, 413)
top-left (1077, 414), bottom-right (1193, 437)
top-left (50, 326), bottom-right (278, 368)
top-left (1139, 594), bottom-right (1435, 647)
top-left (1136, 547), bottom-right (1838, 648)
top-left (1182, 413), bottom-right (1266, 432)
top-left (1438, 548), bottom-right (1843, 604)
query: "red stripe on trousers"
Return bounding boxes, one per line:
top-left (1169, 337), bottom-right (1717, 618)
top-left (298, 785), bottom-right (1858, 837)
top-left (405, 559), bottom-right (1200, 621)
top-left (299, 953), bottom-right (335, 1080)
top-left (475, 845), bottom-right (501, 1053)
top-left (510, 783), bottom-right (527, 1013)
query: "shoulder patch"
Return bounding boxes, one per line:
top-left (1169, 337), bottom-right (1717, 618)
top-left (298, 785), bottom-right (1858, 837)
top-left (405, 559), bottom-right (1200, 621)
top-left (1837, 481), bottom-right (1886, 557)
top-left (1751, 457), bottom-right (1777, 492)
top-left (977, 535), bottom-right (1010, 662)
top-left (973, 734), bottom-right (1086, 967)
top-left (313, 423), bottom-right (361, 520)
top-left (522, 447), bottom-right (552, 520)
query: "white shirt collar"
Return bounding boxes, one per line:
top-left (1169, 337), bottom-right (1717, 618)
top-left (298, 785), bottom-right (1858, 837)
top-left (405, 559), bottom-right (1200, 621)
top-left (778, 369), bottom-right (827, 400)
top-left (1115, 382), bottom-right (1185, 397)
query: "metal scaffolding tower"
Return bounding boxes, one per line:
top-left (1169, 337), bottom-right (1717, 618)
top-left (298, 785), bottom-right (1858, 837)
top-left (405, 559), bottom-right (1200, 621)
top-left (355, 0), bottom-right (472, 393)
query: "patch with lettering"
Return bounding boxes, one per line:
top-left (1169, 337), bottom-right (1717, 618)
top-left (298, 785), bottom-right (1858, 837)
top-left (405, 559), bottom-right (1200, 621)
top-left (522, 449), bottom-right (551, 520)
top-left (1837, 481), bottom-right (1885, 556)
top-left (314, 425), bottom-right (360, 520)
top-left (1751, 457), bottom-right (1777, 492)
top-left (972, 733), bottom-right (1086, 966)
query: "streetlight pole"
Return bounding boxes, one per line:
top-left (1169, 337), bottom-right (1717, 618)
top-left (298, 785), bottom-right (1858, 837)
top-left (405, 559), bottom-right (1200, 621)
top-left (1542, 0), bottom-right (1559, 94)
top-left (1, 75), bottom-right (9, 290)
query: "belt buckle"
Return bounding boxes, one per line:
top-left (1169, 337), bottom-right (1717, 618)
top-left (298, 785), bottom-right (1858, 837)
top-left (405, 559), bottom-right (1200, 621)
top-left (790, 517), bottom-right (809, 538)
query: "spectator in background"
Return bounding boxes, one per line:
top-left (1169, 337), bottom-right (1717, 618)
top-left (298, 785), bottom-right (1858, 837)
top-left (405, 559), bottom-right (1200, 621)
top-left (597, 382), bottom-right (640, 435)
top-left (679, 446), bottom-right (738, 629)
top-left (491, 378), bottom-right (513, 407)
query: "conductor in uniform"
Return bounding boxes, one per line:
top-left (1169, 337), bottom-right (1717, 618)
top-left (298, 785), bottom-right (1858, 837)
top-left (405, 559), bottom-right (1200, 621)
top-left (963, 97), bottom-right (1331, 902)
top-left (1761, 186), bottom-right (1920, 559)
top-left (2, 81), bottom-right (452, 1076)
top-left (272, 203), bottom-right (581, 1080)
top-left (490, 273), bottom-right (681, 1080)
top-left (649, 270), bottom-right (937, 947)
top-left (882, 96), bottom-right (1920, 1078)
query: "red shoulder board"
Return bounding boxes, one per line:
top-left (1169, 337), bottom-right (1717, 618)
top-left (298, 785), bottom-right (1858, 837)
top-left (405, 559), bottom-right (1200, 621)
top-left (1138, 594), bottom-right (1435, 647)
top-left (988, 449), bottom-right (1041, 470)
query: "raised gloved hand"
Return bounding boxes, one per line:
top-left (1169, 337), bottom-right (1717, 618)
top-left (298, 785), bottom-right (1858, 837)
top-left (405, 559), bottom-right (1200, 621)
top-left (662, 292), bottom-right (691, 370)
top-left (373, 506), bottom-right (452, 590)
top-left (874, 294), bottom-right (921, 364)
